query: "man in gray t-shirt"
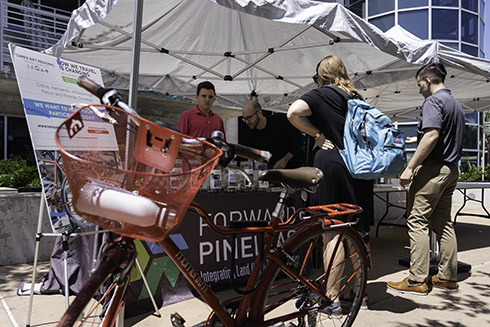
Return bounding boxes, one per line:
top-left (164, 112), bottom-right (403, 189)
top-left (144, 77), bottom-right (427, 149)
top-left (417, 88), bottom-right (465, 163)
top-left (387, 63), bottom-right (464, 295)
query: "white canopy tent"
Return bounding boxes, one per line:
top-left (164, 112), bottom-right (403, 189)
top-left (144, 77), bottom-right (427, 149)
top-left (46, 0), bottom-right (490, 121)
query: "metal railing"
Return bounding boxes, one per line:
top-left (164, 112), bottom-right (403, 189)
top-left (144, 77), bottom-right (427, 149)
top-left (1, 0), bottom-right (71, 77)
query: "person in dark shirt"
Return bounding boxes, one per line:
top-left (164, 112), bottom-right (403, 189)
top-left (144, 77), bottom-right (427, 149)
top-left (387, 63), bottom-right (465, 295)
top-left (287, 55), bottom-right (372, 313)
top-left (240, 100), bottom-right (304, 169)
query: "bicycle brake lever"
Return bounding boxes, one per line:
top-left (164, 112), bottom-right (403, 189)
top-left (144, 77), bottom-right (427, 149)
top-left (205, 132), bottom-right (236, 167)
top-left (87, 105), bottom-right (117, 124)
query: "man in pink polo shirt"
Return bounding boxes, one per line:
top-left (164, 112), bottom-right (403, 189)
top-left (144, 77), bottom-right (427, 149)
top-left (177, 81), bottom-right (226, 138)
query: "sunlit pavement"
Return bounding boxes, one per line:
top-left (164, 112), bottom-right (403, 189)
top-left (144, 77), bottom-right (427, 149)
top-left (1, 201), bottom-right (489, 327)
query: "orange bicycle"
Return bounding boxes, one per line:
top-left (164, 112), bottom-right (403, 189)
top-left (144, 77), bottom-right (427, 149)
top-left (54, 77), bottom-right (369, 327)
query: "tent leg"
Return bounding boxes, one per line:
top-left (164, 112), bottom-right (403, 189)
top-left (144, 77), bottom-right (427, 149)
top-left (26, 194), bottom-right (46, 327)
top-left (135, 257), bottom-right (161, 317)
top-left (128, 0), bottom-right (143, 110)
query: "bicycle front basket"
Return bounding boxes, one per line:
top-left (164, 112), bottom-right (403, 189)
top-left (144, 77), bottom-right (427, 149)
top-left (55, 105), bottom-right (222, 241)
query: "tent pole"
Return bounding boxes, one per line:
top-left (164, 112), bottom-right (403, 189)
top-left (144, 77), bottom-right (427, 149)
top-left (128, 0), bottom-right (143, 110)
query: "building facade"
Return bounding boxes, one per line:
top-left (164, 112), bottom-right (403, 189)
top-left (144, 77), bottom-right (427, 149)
top-left (0, 0), bottom-right (487, 169)
top-left (346, 0), bottom-right (486, 168)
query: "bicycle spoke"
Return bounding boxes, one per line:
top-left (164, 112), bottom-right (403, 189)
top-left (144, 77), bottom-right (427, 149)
top-left (255, 227), bottom-right (368, 327)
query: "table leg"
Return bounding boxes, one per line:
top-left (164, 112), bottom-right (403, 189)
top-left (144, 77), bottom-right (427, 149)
top-left (375, 192), bottom-right (390, 237)
top-left (375, 191), bottom-right (408, 237)
top-left (454, 188), bottom-right (490, 222)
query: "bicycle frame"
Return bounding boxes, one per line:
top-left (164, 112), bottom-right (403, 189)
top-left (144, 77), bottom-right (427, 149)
top-left (57, 78), bottom-right (370, 327)
top-left (156, 200), bottom-right (364, 326)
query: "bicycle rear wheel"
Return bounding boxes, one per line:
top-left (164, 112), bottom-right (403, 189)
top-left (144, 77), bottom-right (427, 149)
top-left (57, 240), bottom-right (134, 327)
top-left (253, 224), bottom-right (368, 327)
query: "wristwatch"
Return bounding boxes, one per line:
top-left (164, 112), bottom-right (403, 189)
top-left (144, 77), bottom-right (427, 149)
top-left (314, 132), bottom-right (322, 139)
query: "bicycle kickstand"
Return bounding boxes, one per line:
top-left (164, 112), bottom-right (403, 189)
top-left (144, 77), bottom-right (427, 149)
top-left (170, 312), bottom-right (186, 327)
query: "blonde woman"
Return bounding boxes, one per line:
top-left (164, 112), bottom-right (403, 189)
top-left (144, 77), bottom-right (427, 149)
top-left (287, 55), bottom-right (372, 315)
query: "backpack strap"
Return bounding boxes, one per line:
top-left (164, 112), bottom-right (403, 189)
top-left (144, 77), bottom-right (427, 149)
top-left (324, 85), bottom-right (364, 101)
top-left (349, 90), bottom-right (364, 101)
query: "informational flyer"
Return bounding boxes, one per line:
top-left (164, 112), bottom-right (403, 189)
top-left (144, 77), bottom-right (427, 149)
top-left (9, 44), bottom-right (116, 233)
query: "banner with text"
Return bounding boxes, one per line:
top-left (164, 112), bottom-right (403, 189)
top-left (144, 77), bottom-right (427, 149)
top-left (9, 44), bottom-right (107, 233)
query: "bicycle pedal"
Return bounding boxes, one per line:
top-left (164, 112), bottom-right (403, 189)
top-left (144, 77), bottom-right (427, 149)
top-left (170, 312), bottom-right (186, 327)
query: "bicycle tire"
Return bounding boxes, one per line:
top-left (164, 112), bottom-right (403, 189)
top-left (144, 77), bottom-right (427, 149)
top-left (57, 243), bottom-right (132, 327)
top-left (251, 223), bottom-right (368, 327)
top-left (61, 178), bottom-right (93, 228)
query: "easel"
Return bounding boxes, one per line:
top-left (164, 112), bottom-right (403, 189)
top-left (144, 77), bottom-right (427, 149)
top-left (25, 194), bottom-right (161, 327)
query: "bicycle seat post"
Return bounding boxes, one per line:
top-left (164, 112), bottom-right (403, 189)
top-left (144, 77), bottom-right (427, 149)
top-left (272, 187), bottom-right (296, 220)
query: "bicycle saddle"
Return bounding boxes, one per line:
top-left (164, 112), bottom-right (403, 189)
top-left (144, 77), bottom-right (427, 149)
top-left (259, 167), bottom-right (323, 189)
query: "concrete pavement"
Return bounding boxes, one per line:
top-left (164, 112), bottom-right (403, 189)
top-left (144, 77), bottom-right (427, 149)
top-left (1, 201), bottom-right (489, 326)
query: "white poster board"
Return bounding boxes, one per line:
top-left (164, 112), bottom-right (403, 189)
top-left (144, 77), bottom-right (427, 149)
top-left (9, 44), bottom-right (115, 233)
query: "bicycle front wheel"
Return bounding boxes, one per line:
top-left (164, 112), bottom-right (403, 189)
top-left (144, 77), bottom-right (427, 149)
top-left (57, 241), bottom-right (134, 327)
top-left (252, 224), bottom-right (368, 327)
top-left (61, 178), bottom-right (93, 228)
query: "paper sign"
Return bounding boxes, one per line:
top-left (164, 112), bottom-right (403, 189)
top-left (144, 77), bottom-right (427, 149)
top-left (9, 44), bottom-right (118, 233)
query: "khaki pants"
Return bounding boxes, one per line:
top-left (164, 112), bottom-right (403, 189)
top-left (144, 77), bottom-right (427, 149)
top-left (406, 162), bottom-right (459, 283)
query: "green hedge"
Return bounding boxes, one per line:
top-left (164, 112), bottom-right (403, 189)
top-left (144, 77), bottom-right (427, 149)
top-left (458, 162), bottom-right (490, 182)
top-left (0, 156), bottom-right (41, 188)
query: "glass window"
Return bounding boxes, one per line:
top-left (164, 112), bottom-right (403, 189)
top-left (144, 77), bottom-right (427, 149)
top-left (481, 0), bottom-right (485, 18)
top-left (399, 10), bottom-right (428, 39)
top-left (432, 9), bottom-right (458, 40)
top-left (368, 14), bottom-right (395, 32)
top-left (432, 0), bottom-right (458, 6)
top-left (462, 12), bottom-right (478, 44)
top-left (441, 42), bottom-right (459, 50)
top-left (461, 44), bottom-right (479, 56)
top-left (6, 117), bottom-right (35, 165)
top-left (465, 112), bottom-right (479, 124)
top-left (346, 0), bottom-right (361, 5)
top-left (0, 117), bottom-right (4, 160)
top-left (399, 0), bottom-right (427, 9)
top-left (350, 1), bottom-right (366, 18)
top-left (462, 0), bottom-right (478, 12)
top-left (463, 125), bottom-right (478, 149)
top-left (480, 20), bottom-right (484, 48)
top-left (368, 0), bottom-right (394, 16)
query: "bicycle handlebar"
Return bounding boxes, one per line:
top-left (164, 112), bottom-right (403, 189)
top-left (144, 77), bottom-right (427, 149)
top-left (77, 76), bottom-right (139, 116)
top-left (77, 75), bottom-right (104, 98)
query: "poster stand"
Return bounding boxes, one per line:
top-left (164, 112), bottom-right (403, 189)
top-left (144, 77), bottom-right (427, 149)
top-left (25, 194), bottom-right (106, 326)
top-left (7, 45), bottom-right (161, 325)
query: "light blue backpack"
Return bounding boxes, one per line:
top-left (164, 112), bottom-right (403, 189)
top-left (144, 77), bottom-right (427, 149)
top-left (330, 87), bottom-right (406, 180)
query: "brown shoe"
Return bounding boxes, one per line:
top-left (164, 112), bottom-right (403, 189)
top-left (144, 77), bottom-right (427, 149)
top-left (386, 277), bottom-right (428, 296)
top-left (431, 275), bottom-right (459, 292)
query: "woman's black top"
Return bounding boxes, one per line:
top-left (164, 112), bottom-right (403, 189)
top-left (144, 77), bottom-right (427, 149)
top-left (300, 86), bottom-right (373, 236)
